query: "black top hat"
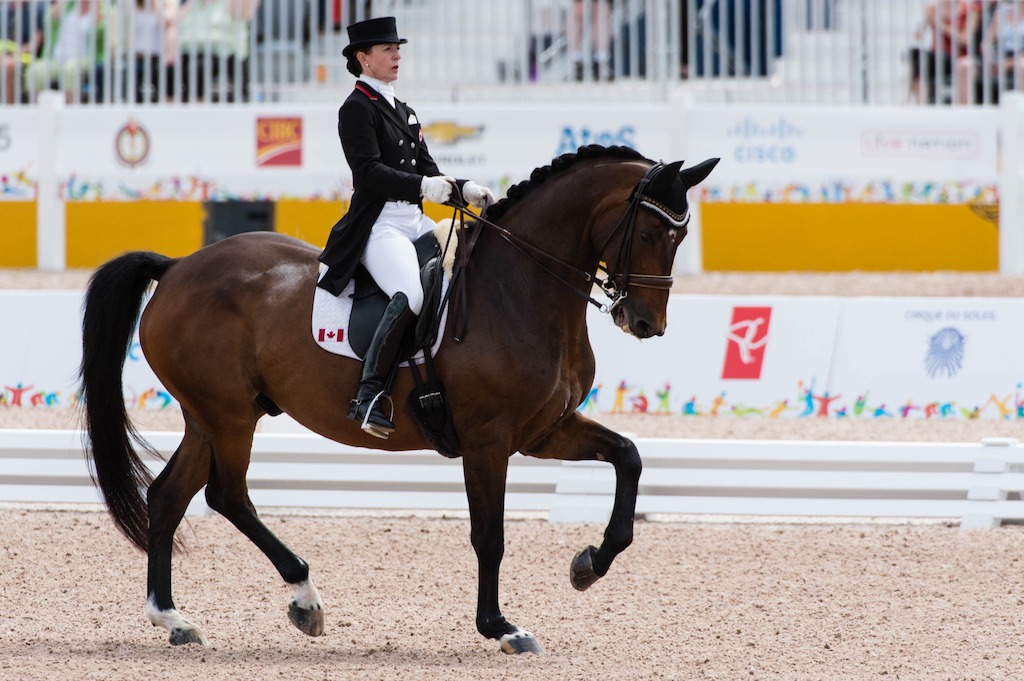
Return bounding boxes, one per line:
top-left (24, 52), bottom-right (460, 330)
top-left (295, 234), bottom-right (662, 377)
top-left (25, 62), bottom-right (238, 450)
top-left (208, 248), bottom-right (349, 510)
top-left (343, 17), bottom-right (407, 58)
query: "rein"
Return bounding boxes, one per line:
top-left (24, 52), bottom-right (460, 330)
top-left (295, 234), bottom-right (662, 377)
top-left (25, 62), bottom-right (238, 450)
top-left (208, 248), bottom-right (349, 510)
top-left (443, 163), bottom-right (677, 317)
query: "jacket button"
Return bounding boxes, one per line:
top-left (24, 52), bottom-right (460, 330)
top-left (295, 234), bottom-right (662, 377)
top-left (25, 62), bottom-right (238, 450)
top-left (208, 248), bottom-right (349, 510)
top-left (399, 159), bottom-right (405, 164)
top-left (399, 139), bottom-right (404, 146)
top-left (411, 159), bottom-right (417, 166)
top-left (411, 142), bottom-right (416, 149)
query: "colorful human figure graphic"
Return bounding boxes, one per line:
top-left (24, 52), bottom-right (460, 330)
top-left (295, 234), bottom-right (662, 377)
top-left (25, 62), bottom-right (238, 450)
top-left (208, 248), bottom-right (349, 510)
top-left (987, 393), bottom-right (1013, 420)
top-left (610, 380), bottom-right (630, 414)
top-left (797, 379), bottom-right (815, 417)
top-left (731, 404), bottom-right (764, 417)
top-left (852, 393), bottom-right (869, 418)
top-left (682, 396), bottom-right (700, 416)
top-left (960, 405), bottom-right (981, 420)
top-left (768, 400), bottom-right (790, 418)
top-left (872, 403), bottom-right (892, 418)
top-left (630, 391), bottom-right (649, 414)
top-left (579, 383), bottom-right (601, 414)
top-left (813, 391), bottom-right (841, 418)
top-left (29, 391), bottom-right (59, 407)
top-left (709, 391), bottom-right (727, 416)
top-left (654, 383), bottom-right (671, 414)
top-left (4, 384), bottom-right (32, 407)
top-left (898, 401), bottom-right (919, 419)
top-left (138, 388), bottom-right (157, 409)
top-left (939, 401), bottom-right (955, 418)
top-left (924, 402), bottom-right (939, 419)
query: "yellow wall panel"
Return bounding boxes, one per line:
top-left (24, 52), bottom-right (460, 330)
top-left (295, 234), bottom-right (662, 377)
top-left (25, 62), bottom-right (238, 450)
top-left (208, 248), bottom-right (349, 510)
top-left (274, 199), bottom-right (345, 248)
top-left (0, 202), bottom-right (37, 267)
top-left (66, 202), bottom-right (205, 268)
top-left (701, 203), bottom-right (998, 272)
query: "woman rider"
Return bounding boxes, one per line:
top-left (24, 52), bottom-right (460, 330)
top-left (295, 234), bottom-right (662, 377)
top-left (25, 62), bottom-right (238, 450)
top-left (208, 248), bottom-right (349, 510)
top-left (317, 16), bottom-right (494, 439)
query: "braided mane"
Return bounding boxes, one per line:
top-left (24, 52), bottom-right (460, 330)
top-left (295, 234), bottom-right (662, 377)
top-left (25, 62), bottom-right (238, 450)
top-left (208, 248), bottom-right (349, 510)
top-left (484, 145), bottom-right (650, 222)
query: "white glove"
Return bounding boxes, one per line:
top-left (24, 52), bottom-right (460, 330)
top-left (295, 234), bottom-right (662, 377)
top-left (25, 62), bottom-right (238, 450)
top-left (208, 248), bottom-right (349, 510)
top-left (462, 180), bottom-right (495, 208)
top-left (420, 175), bottom-right (455, 204)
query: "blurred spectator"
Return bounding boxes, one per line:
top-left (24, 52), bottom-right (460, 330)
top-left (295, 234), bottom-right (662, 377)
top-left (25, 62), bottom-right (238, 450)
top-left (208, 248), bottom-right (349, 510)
top-left (569, 0), bottom-right (612, 80)
top-left (956, 0), bottom-right (1024, 104)
top-left (2, 0), bottom-right (45, 104)
top-left (125, 0), bottom-right (178, 103)
top-left (175, 0), bottom-right (259, 102)
top-left (24, 0), bottom-right (108, 102)
top-left (907, 1), bottom-right (983, 104)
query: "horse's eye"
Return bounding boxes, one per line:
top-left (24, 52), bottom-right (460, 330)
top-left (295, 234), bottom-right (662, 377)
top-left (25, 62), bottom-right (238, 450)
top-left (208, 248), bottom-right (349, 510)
top-left (639, 231), bottom-right (655, 245)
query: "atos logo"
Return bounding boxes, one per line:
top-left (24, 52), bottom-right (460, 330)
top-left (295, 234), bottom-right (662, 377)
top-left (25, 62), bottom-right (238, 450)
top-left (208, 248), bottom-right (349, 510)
top-left (721, 306), bottom-right (772, 380)
top-left (556, 125), bottom-right (636, 155)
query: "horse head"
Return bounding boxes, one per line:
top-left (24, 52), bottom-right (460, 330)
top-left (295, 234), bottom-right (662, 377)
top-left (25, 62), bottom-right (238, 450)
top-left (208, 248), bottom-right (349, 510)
top-left (603, 156), bottom-right (719, 339)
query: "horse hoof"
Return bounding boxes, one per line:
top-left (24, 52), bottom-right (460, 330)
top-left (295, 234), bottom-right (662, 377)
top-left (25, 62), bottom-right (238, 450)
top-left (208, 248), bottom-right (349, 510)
top-left (168, 626), bottom-right (207, 646)
top-left (499, 628), bottom-right (543, 655)
top-left (570, 545), bottom-right (601, 592)
top-left (288, 602), bottom-right (325, 637)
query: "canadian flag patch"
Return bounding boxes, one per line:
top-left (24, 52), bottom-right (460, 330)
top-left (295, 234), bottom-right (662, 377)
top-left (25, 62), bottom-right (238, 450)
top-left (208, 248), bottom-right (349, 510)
top-left (317, 328), bottom-right (344, 342)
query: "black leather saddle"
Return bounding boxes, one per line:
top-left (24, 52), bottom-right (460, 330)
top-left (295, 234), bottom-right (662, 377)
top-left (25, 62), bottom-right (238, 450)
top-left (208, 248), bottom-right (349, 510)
top-left (348, 232), bottom-right (445, 359)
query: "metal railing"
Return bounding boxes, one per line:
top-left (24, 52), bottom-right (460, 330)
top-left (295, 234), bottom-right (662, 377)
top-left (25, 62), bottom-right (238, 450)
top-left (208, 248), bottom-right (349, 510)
top-left (0, 0), bottom-right (1021, 107)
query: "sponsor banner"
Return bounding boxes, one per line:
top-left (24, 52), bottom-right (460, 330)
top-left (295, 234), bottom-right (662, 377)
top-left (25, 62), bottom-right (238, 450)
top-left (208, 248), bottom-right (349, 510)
top-left (256, 117), bottom-right (303, 167)
top-left (684, 105), bottom-right (1000, 204)
top-left (586, 295), bottom-right (1024, 420)
top-left (416, 103), bottom-right (671, 196)
top-left (0, 292), bottom-right (172, 413)
top-left (584, 296), bottom-right (841, 417)
top-left (1, 104), bottom-right (671, 201)
top-left (829, 299), bottom-right (1024, 419)
top-left (0, 109), bottom-right (43, 199)
top-left (1, 103), bottom-right (999, 204)
top-left (4, 292), bottom-right (1023, 421)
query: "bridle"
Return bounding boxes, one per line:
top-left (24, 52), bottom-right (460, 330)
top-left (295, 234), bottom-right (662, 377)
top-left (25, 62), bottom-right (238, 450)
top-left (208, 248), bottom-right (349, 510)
top-left (445, 162), bottom-right (685, 315)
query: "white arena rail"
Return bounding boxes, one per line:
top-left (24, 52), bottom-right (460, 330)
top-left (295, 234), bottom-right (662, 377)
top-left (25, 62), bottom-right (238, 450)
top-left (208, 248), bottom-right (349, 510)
top-left (0, 430), bottom-right (1021, 529)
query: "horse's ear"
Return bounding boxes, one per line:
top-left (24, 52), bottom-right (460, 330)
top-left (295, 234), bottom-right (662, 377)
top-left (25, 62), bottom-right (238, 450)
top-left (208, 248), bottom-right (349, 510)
top-left (647, 160), bottom-right (685, 195)
top-left (678, 158), bottom-right (720, 189)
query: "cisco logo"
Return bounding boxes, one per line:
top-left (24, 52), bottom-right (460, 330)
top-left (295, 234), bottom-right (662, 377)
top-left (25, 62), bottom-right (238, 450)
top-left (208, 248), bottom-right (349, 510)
top-left (727, 116), bottom-right (802, 164)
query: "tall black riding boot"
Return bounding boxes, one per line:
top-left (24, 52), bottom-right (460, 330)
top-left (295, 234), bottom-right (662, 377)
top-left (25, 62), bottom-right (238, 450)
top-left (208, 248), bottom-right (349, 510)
top-left (347, 292), bottom-right (417, 438)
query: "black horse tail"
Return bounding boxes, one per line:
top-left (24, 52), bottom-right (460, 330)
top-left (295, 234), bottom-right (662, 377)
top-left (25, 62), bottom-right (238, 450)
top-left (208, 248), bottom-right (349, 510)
top-left (79, 251), bottom-right (173, 552)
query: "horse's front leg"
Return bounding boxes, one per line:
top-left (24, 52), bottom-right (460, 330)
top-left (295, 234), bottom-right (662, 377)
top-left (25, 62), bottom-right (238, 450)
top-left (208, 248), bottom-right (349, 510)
top-left (522, 412), bottom-right (641, 591)
top-left (462, 453), bottom-right (543, 655)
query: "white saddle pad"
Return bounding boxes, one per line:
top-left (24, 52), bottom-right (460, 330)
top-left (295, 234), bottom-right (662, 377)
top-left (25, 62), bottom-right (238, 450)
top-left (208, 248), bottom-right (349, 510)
top-left (311, 266), bottom-right (448, 365)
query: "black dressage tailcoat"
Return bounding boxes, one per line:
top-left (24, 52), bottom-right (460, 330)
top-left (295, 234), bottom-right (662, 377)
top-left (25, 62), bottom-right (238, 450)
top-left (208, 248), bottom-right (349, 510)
top-left (317, 82), bottom-right (465, 296)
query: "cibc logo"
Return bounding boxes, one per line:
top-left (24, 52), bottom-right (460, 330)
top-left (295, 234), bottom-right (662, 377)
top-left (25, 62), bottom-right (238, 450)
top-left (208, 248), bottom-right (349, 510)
top-left (721, 306), bottom-right (772, 379)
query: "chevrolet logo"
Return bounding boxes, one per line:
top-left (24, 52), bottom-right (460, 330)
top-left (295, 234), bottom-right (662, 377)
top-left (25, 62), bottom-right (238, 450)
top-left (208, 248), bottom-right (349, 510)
top-left (422, 121), bottom-right (484, 145)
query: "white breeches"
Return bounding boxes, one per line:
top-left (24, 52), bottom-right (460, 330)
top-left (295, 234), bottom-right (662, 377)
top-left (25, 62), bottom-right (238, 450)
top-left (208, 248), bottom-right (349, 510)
top-left (362, 201), bottom-right (437, 315)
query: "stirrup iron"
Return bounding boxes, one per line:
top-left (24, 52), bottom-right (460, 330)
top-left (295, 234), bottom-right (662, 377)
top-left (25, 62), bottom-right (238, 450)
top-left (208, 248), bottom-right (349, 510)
top-left (359, 390), bottom-right (395, 439)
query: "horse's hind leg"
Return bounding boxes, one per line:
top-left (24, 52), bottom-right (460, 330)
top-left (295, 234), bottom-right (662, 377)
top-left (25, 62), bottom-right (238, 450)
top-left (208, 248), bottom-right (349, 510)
top-left (146, 419), bottom-right (212, 645)
top-left (203, 424), bottom-right (324, 638)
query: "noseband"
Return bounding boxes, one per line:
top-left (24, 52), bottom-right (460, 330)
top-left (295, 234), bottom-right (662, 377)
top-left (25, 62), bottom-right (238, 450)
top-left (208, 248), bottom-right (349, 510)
top-left (445, 162), bottom-right (685, 315)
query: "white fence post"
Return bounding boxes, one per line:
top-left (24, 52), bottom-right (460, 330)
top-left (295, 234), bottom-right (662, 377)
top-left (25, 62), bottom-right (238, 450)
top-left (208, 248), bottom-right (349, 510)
top-left (36, 92), bottom-right (65, 272)
top-left (1000, 92), bottom-right (1024, 275)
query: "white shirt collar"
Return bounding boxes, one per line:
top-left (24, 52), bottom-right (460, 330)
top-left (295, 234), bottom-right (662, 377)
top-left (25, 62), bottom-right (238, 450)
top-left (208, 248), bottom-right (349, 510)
top-left (358, 75), bottom-right (396, 108)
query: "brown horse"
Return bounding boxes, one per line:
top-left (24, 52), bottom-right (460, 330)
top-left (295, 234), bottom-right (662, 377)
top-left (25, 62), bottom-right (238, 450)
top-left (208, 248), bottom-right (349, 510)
top-left (79, 145), bottom-right (718, 654)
